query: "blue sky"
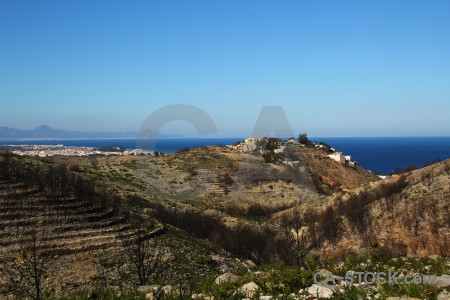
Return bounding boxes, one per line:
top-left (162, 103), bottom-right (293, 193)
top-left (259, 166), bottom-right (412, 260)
top-left (1, 0), bottom-right (449, 137)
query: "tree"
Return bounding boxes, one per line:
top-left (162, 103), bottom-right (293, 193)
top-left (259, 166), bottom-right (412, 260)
top-left (262, 151), bottom-right (283, 163)
top-left (1, 224), bottom-right (54, 300)
top-left (117, 216), bottom-right (166, 286)
top-left (423, 158), bottom-right (442, 167)
top-left (401, 164), bottom-right (418, 173)
top-left (317, 206), bottom-right (340, 243)
top-left (298, 133), bottom-right (312, 146)
top-left (265, 138), bottom-right (278, 151)
top-left (391, 164), bottom-right (418, 175)
top-left (281, 209), bottom-right (311, 266)
top-left (176, 147), bottom-right (190, 153)
top-left (319, 142), bottom-right (334, 153)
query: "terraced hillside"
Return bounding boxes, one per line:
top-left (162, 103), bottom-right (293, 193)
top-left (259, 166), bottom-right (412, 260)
top-left (0, 179), bottom-right (165, 256)
top-left (49, 145), bottom-right (378, 221)
top-left (0, 152), bottom-right (235, 298)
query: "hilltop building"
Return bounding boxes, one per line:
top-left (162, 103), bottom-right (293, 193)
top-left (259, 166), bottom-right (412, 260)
top-left (232, 137), bottom-right (265, 152)
top-left (328, 152), bottom-right (357, 167)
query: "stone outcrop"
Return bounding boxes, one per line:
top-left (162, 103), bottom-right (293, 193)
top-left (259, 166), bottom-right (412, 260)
top-left (238, 282), bottom-right (261, 298)
top-left (435, 275), bottom-right (450, 287)
top-left (386, 297), bottom-right (421, 300)
top-left (307, 283), bottom-right (338, 299)
top-left (137, 285), bottom-right (160, 293)
top-left (437, 290), bottom-right (450, 300)
top-left (214, 273), bottom-right (239, 285)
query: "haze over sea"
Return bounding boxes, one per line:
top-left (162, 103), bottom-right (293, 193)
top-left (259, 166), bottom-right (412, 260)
top-left (1, 137), bottom-right (449, 175)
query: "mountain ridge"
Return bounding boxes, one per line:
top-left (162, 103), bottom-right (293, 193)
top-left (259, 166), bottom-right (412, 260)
top-left (0, 125), bottom-right (182, 139)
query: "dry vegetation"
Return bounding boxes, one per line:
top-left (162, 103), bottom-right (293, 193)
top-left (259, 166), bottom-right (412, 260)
top-left (0, 151), bottom-right (235, 298)
top-left (277, 159), bottom-right (450, 259)
top-left (34, 145), bottom-right (449, 262)
top-left (0, 145), bottom-right (448, 298)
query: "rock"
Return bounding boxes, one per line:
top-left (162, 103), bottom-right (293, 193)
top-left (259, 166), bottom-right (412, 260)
top-left (218, 264), bottom-right (229, 273)
top-left (386, 297), bottom-right (421, 300)
top-left (307, 283), bottom-right (338, 299)
top-left (339, 279), bottom-right (354, 288)
top-left (239, 282), bottom-right (261, 298)
top-left (318, 269), bottom-right (333, 278)
top-left (145, 293), bottom-right (154, 300)
top-left (259, 296), bottom-right (273, 300)
top-left (353, 282), bottom-right (367, 287)
top-left (137, 285), bottom-right (160, 293)
top-left (214, 272), bottom-right (239, 285)
top-left (244, 259), bottom-right (257, 269)
top-left (437, 290), bottom-right (450, 300)
top-left (315, 269), bottom-right (341, 284)
top-left (435, 275), bottom-right (450, 287)
top-left (276, 283), bottom-right (286, 289)
top-left (192, 294), bottom-right (215, 300)
top-left (211, 254), bottom-right (225, 263)
top-left (161, 285), bottom-right (175, 295)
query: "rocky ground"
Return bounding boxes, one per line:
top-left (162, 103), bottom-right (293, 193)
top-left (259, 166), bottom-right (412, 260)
top-left (93, 256), bottom-right (450, 299)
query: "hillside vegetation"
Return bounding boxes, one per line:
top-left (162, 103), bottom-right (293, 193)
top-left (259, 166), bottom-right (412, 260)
top-left (43, 145), bottom-right (449, 259)
top-left (0, 151), bottom-right (245, 298)
top-left (0, 145), bottom-right (448, 299)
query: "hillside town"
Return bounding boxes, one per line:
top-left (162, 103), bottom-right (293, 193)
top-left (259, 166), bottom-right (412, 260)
top-left (230, 136), bottom-right (358, 167)
top-left (0, 144), bottom-right (155, 157)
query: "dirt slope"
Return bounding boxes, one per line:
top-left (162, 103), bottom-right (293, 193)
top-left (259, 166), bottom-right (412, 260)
top-left (293, 159), bottom-right (450, 258)
top-left (300, 146), bottom-right (380, 194)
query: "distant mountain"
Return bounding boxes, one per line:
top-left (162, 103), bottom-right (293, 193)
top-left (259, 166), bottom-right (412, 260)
top-left (0, 125), bottom-right (182, 139)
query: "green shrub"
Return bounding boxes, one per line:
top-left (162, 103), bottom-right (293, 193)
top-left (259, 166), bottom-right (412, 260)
top-left (305, 253), bottom-right (319, 270)
top-left (344, 254), bottom-right (357, 268)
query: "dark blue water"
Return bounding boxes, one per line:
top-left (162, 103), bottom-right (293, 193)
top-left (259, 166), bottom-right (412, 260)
top-left (1, 137), bottom-right (449, 174)
top-left (316, 137), bottom-right (450, 174)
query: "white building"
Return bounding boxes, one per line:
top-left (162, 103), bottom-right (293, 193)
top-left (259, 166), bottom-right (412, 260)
top-left (233, 137), bottom-right (265, 152)
top-left (328, 152), bottom-right (346, 164)
top-left (329, 152), bottom-right (357, 167)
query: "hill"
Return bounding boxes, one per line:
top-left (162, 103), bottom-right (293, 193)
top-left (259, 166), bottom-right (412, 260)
top-left (0, 151), bottom-right (243, 298)
top-left (0, 145), bottom-right (448, 298)
top-left (0, 125), bottom-right (181, 139)
top-left (269, 158), bottom-right (449, 260)
top-left (42, 143), bottom-right (381, 262)
top-left (47, 143), bottom-right (448, 260)
top-left (45, 143), bottom-right (379, 217)
top-left (309, 158), bottom-right (450, 257)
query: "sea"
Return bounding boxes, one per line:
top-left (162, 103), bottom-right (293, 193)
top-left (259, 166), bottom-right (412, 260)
top-left (0, 137), bottom-right (449, 175)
